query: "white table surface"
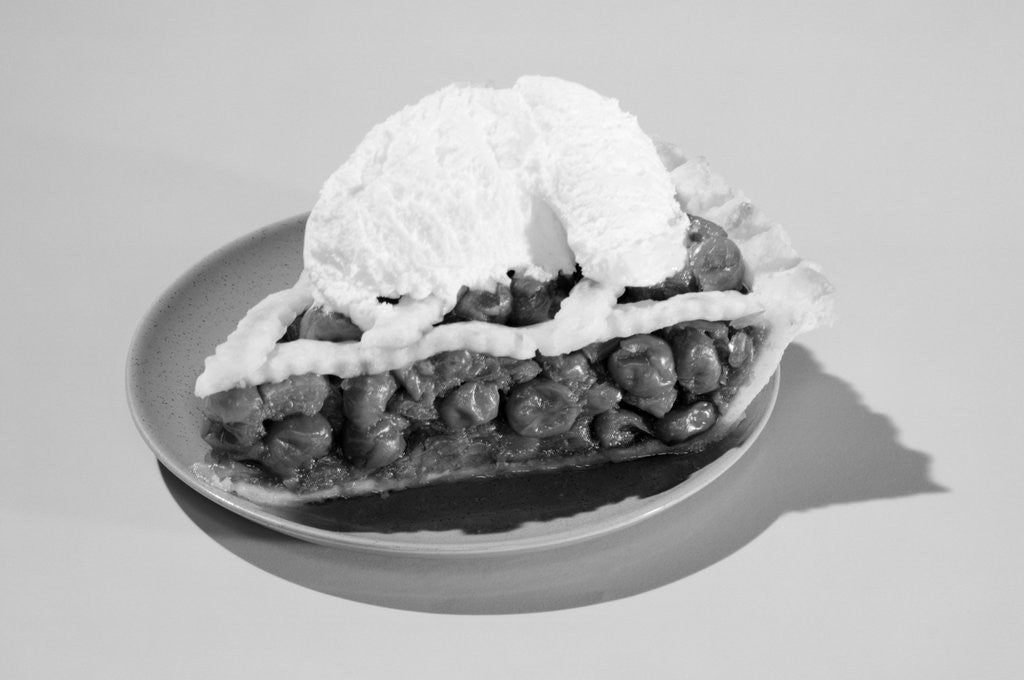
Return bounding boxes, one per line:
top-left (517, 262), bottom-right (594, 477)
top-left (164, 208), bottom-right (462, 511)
top-left (3, 2), bottom-right (1022, 678)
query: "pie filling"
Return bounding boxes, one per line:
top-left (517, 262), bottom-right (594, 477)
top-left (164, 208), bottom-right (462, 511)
top-left (199, 216), bottom-right (763, 496)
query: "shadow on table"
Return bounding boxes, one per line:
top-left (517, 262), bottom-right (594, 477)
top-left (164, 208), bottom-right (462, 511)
top-left (162, 344), bottom-right (945, 614)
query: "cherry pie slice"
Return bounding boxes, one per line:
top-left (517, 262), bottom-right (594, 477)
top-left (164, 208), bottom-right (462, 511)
top-left (192, 78), bottom-right (834, 504)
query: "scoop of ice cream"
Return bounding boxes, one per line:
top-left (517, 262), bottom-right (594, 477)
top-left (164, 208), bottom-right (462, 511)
top-left (303, 76), bottom-right (688, 346)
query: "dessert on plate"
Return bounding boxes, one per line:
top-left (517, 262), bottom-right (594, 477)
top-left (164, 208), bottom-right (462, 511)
top-left (193, 76), bottom-right (835, 504)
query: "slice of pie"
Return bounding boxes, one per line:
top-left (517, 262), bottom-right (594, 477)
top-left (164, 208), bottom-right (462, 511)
top-left (193, 77), bottom-right (835, 504)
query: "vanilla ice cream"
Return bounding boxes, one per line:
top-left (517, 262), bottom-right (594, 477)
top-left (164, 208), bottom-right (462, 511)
top-left (304, 76), bottom-right (689, 347)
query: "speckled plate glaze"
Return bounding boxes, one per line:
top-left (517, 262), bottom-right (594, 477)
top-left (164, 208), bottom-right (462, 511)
top-left (126, 215), bottom-right (779, 555)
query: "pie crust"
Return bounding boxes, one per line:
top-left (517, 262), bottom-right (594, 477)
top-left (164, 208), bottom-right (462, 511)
top-left (192, 145), bottom-right (834, 504)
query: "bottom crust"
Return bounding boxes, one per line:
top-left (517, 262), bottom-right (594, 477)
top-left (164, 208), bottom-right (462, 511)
top-left (193, 403), bottom-right (757, 506)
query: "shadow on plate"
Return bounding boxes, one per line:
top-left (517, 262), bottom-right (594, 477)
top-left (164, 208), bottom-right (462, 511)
top-left (161, 344), bottom-right (945, 614)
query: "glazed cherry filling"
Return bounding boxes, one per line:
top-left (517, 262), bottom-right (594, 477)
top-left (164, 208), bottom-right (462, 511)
top-left (200, 216), bottom-right (756, 492)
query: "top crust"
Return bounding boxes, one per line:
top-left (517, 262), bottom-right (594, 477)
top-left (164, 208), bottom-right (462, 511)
top-left (195, 147), bottom-right (835, 431)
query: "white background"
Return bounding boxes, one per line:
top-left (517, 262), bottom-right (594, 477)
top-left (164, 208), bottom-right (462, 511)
top-left (3, 1), bottom-right (1022, 678)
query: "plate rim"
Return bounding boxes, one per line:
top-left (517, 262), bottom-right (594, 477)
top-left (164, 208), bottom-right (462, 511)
top-left (126, 215), bottom-right (779, 557)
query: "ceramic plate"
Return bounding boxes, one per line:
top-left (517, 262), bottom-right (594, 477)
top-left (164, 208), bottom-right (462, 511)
top-left (126, 215), bottom-right (778, 555)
